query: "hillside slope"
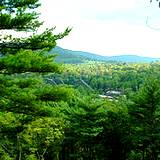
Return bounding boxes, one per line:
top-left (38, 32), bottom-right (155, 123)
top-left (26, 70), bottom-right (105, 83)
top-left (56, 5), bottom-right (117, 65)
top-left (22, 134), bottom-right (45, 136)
top-left (50, 46), bottom-right (160, 63)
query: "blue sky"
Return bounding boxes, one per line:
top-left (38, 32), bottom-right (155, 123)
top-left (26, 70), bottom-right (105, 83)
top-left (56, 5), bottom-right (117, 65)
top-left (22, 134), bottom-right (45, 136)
top-left (39, 0), bottom-right (160, 57)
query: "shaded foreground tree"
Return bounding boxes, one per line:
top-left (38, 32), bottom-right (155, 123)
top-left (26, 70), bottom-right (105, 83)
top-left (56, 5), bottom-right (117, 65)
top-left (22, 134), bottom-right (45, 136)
top-left (62, 97), bottom-right (105, 160)
top-left (61, 96), bottom-right (132, 160)
top-left (129, 79), bottom-right (160, 160)
top-left (0, 0), bottom-right (72, 159)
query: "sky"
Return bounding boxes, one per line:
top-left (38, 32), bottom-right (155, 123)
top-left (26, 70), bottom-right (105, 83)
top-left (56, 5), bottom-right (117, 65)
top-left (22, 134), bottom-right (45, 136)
top-left (39, 0), bottom-right (160, 57)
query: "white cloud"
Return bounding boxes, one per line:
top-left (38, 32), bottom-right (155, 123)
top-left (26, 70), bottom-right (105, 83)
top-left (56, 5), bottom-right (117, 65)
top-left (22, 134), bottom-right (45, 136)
top-left (39, 0), bottom-right (160, 58)
top-left (57, 21), bottom-right (160, 58)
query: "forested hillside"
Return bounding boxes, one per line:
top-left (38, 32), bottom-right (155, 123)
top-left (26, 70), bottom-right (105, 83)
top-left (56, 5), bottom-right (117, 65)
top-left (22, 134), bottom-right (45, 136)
top-left (46, 61), bottom-right (160, 97)
top-left (51, 46), bottom-right (160, 63)
top-left (1, 0), bottom-right (160, 160)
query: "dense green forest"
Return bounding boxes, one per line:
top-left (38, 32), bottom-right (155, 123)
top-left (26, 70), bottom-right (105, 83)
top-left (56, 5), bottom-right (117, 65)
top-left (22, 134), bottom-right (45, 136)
top-left (1, 0), bottom-right (160, 160)
top-left (46, 62), bottom-right (156, 92)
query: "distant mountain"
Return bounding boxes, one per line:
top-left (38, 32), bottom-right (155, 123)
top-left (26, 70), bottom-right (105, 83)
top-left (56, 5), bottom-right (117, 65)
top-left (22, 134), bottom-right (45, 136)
top-left (50, 46), bottom-right (160, 63)
top-left (107, 55), bottom-right (160, 63)
top-left (50, 46), bottom-right (108, 63)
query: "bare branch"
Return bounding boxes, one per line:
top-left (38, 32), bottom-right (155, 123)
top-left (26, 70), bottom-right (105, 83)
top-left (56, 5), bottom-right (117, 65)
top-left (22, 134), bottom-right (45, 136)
top-left (146, 16), bottom-right (160, 30)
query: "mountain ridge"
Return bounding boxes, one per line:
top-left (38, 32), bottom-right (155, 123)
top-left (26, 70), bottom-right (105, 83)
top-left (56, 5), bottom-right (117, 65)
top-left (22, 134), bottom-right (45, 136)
top-left (50, 46), bottom-right (160, 63)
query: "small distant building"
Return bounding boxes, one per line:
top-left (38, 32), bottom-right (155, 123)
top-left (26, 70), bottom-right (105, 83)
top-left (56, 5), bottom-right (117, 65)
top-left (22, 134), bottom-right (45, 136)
top-left (106, 91), bottom-right (121, 95)
top-left (99, 90), bottom-right (122, 101)
top-left (99, 95), bottom-right (108, 98)
top-left (99, 95), bottom-right (113, 100)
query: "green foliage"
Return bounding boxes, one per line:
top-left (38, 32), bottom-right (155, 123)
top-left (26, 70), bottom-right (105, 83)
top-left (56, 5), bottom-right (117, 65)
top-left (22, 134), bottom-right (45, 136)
top-left (60, 95), bottom-right (133, 160)
top-left (0, 0), bottom-right (41, 31)
top-left (0, 0), bottom-right (72, 159)
top-left (0, 0), bottom-right (71, 54)
top-left (47, 62), bottom-right (158, 96)
top-left (0, 146), bottom-right (13, 160)
top-left (62, 97), bottom-right (105, 159)
top-left (35, 84), bottom-right (74, 102)
top-left (129, 78), bottom-right (160, 159)
top-left (0, 50), bottom-right (60, 74)
top-left (1, 0), bottom-right (160, 159)
top-left (21, 117), bottom-right (65, 160)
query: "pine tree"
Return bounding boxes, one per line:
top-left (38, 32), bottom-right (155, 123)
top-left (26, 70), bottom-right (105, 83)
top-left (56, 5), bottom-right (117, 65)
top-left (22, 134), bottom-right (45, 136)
top-left (129, 78), bottom-right (160, 160)
top-left (62, 97), bottom-right (105, 159)
top-left (0, 0), bottom-right (72, 159)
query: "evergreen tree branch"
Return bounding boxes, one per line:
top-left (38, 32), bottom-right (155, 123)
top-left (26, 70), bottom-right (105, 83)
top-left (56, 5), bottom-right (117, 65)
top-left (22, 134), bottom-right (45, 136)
top-left (0, 27), bottom-right (72, 53)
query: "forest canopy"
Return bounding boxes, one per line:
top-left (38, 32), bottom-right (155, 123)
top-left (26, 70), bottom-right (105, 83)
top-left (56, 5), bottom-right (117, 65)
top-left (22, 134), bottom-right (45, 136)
top-left (0, 0), bottom-right (160, 160)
